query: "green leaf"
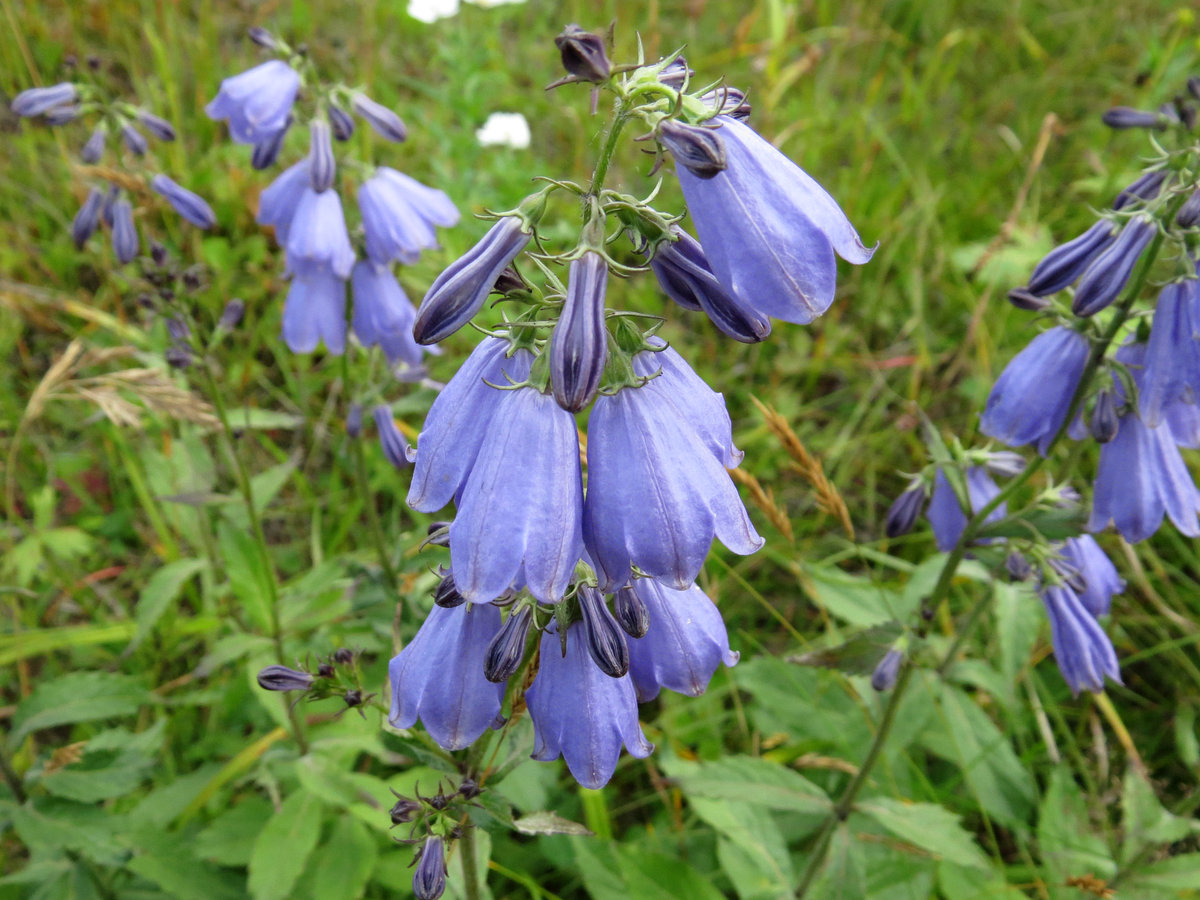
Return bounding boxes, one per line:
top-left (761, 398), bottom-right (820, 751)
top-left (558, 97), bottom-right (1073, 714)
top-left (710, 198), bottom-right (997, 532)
top-left (1120, 853), bottom-right (1200, 892)
top-left (128, 558), bottom-right (207, 652)
top-left (789, 622), bottom-right (903, 675)
top-left (248, 791), bottom-right (325, 900)
top-left (513, 810), bottom-right (593, 836)
top-left (662, 753), bottom-right (831, 815)
top-left (1121, 767), bottom-right (1197, 864)
top-left (859, 798), bottom-right (991, 869)
top-left (11, 672), bottom-right (152, 744)
top-left (124, 829), bottom-right (243, 900)
top-left (804, 823), bottom-right (867, 899)
top-left (217, 521), bottom-right (274, 633)
top-left (938, 861), bottom-right (1025, 898)
top-left (617, 847), bottom-right (727, 900)
top-left (223, 407), bottom-right (305, 430)
top-left (801, 564), bottom-right (909, 627)
top-left (689, 798), bottom-right (793, 899)
top-left (193, 797), bottom-right (274, 867)
top-left (1037, 766), bottom-right (1114, 884)
top-left (307, 818), bottom-right (377, 900)
top-left (10, 798), bottom-right (130, 866)
top-left (446, 826), bottom-right (491, 900)
top-left (975, 504), bottom-right (1086, 541)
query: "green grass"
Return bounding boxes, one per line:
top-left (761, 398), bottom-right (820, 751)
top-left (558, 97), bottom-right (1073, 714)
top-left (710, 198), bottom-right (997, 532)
top-left (3, 1), bottom-right (1200, 898)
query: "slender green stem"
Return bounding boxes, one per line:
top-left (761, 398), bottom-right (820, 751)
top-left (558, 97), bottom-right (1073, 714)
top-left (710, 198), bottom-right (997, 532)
top-left (351, 420), bottom-right (404, 596)
top-left (587, 95), bottom-right (631, 199)
top-left (0, 736), bottom-right (27, 803)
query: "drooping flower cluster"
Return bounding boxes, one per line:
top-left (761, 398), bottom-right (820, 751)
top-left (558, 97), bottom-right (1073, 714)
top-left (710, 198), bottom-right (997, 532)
top-left (207, 29), bottom-right (457, 363)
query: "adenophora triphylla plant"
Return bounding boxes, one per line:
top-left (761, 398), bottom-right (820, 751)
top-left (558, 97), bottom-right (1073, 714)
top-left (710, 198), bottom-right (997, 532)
top-left (795, 74), bottom-right (1200, 895)
top-left (10, 56), bottom-right (214, 264)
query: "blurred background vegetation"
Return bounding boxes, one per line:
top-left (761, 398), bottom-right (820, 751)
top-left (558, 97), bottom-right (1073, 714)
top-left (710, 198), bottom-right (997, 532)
top-left (3, 0), bottom-right (1200, 897)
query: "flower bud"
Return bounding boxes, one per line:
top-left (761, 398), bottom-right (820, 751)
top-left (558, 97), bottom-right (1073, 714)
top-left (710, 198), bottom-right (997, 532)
top-left (257, 664), bottom-right (315, 692)
top-left (613, 585), bottom-right (650, 639)
top-left (550, 251), bottom-right (609, 412)
top-left (373, 405), bottom-right (412, 470)
top-left (166, 316), bottom-right (190, 342)
top-left (700, 86), bottom-right (751, 121)
top-left (346, 402), bottom-right (364, 438)
top-left (1102, 106), bottom-right (1167, 130)
top-left (308, 119), bottom-right (336, 192)
top-left (251, 117), bottom-right (292, 169)
top-left (426, 522), bottom-right (451, 547)
top-left (1005, 552), bottom-right (1032, 581)
top-left (870, 648), bottom-right (903, 691)
top-left (985, 450), bottom-right (1026, 479)
top-left (433, 572), bottom-right (466, 609)
top-left (11, 82), bottom-right (77, 117)
top-left (658, 119), bottom-right (727, 179)
top-left (1072, 217), bottom-right (1155, 317)
top-left (138, 111), bottom-right (176, 142)
top-left (333, 647), bottom-right (355, 665)
top-left (352, 92), bottom-right (407, 143)
top-left (483, 605), bottom-right (532, 683)
top-left (328, 104), bottom-right (355, 141)
top-left (1177, 189), bottom-right (1200, 228)
top-left (1027, 221), bottom-right (1115, 296)
top-left (884, 486), bottom-right (925, 538)
top-left (248, 26), bottom-right (277, 49)
top-left (413, 217), bottom-right (530, 344)
top-left (81, 125), bottom-right (107, 163)
top-left (44, 105), bottom-right (79, 125)
top-left (149, 239), bottom-right (167, 266)
top-left (111, 198), bottom-right (139, 264)
top-left (343, 689), bottom-right (364, 707)
top-left (1112, 170), bottom-right (1166, 210)
top-left (554, 24), bottom-right (611, 83)
top-left (219, 297), bottom-right (246, 331)
top-left (658, 57), bottom-right (693, 90)
top-left (165, 346), bottom-right (192, 369)
top-left (316, 663), bottom-right (335, 678)
top-left (388, 794), bottom-right (421, 825)
top-left (457, 778), bottom-right (482, 799)
top-left (121, 123), bottom-right (148, 157)
top-left (413, 836), bottom-right (447, 900)
top-left (150, 174), bottom-right (217, 229)
top-left (1006, 287), bottom-right (1050, 311)
top-left (1089, 389), bottom-right (1119, 443)
top-left (492, 265), bottom-right (526, 295)
top-left (71, 188), bottom-right (105, 249)
top-left (577, 586), bottom-right (629, 678)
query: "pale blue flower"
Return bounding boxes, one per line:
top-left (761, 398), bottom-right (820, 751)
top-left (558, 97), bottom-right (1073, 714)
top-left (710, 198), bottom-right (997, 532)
top-left (358, 167), bottom-right (458, 265)
top-left (205, 60), bottom-right (300, 147)
top-left (1039, 584), bottom-right (1121, 695)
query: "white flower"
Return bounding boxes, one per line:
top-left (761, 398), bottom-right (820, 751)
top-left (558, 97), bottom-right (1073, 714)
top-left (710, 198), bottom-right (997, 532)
top-left (475, 112), bottom-right (531, 149)
top-left (407, 0), bottom-right (459, 23)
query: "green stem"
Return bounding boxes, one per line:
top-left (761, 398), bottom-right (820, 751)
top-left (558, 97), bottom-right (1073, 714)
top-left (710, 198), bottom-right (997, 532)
top-left (351, 413), bottom-right (404, 597)
top-left (0, 735), bottom-right (27, 803)
top-left (587, 96), bottom-right (631, 199)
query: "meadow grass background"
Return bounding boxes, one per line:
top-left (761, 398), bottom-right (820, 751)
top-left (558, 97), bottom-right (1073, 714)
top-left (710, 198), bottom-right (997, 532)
top-left (3, 0), bottom-right (1200, 897)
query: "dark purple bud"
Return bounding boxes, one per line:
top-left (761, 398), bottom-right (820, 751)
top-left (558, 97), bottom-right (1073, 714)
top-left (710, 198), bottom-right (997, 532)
top-left (1006, 552), bottom-right (1032, 581)
top-left (413, 217), bottom-right (530, 344)
top-left (328, 104), bottom-right (355, 141)
top-left (613, 585), bottom-right (650, 639)
top-left (658, 57), bottom-right (692, 90)
top-left (1072, 217), bottom-right (1156, 317)
top-left (166, 315), bottom-right (190, 342)
top-left (1113, 170), bottom-right (1166, 210)
top-left (483, 606), bottom-right (532, 683)
top-left (257, 664), bottom-right (315, 692)
top-left (426, 522), bottom-right (451, 547)
top-left (985, 451), bottom-right (1026, 479)
top-left (316, 662), bottom-right (335, 678)
top-left (164, 345), bottom-right (192, 370)
top-left (251, 117), bottom-right (291, 169)
top-left (44, 105), bottom-right (79, 125)
top-left (885, 486), bottom-right (925, 538)
top-left (219, 297), bottom-right (246, 331)
top-left (550, 251), bottom-right (609, 412)
top-left (308, 120), bottom-right (335, 192)
top-left (389, 795), bottom-right (421, 825)
top-left (11, 82), bottom-right (77, 117)
top-left (700, 86), bottom-right (752, 121)
top-left (577, 585), bottom-right (629, 678)
top-left (346, 402), bottom-right (364, 438)
top-left (1177, 189), bottom-right (1200, 228)
top-left (659, 119), bottom-right (726, 179)
top-left (351, 93), bottom-right (407, 143)
top-left (121, 123), bottom-right (148, 157)
top-left (248, 26), bottom-right (277, 49)
top-left (101, 185), bottom-right (119, 229)
top-left (343, 689), bottom-right (364, 707)
top-left (433, 572), bottom-right (466, 609)
top-left (81, 125), bottom-right (106, 163)
top-left (332, 647), bottom-right (355, 665)
top-left (554, 24), bottom-right (611, 83)
top-left (72, 188), bottom-right (105, 248)
top-left (86, 56), bottom-right (101, 71)
top-left (1006, 287), bottom-right (1051, 311)
top-left (182, 268), bottom-right (203, 291)
top-left (426, 786), bottom-right (450, 811)
top-left (138, 111), bottom-right (176, 142)
top-left (149, 239), bottom-right (167, 266)
top-left (373, 405), bottom-right (411, 469)
top-left (492, 265), bottom-right (526, 295)
top-left (457, 778), bottom-right (481, 799)
top-left (111, 198), bottom-right (139, 264)
top-left (870, 648), bottom-right (903, 692)
top-left (1027, 221), bottom-right (1115, 296)
top-left (413, 837), bottom-right (447, 900)
top-left (650, 229), bottom-right (771, 341)
top-left (1102, 106), bottom-right (1167, 130)
top-left (1089, 389), bottom-right (1119, 443)
top-left (150, 174), bottom-right (217, 229)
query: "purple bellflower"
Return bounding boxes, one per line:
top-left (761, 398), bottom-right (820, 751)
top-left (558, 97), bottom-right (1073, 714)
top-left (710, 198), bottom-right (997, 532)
top-left (1039, 584), bottom-right (1121, 695)
top-left (1089, 344), bottom-right (1200, 542)
top-left (282, 273), bottom-right (347, 354)
top-left (308, 120), bottom-right (335, 192)
top-left (675, 115), bottom-right (874, 325)
top-left (584, 346), bottom-right (762, 590)
top-left (1058, 536), bottom-right (1124, 617)
top-left (1072, 217), bottom-right (1156, 317)
top-left (358, 167), bottom-right (459, 266)
top-left (626, 578), bottom-right (739, 702)
top-left (926, 467), bottom-right (1006, 553)
top-left (11, 82), bottom-right (77, 118)
top-left (205, 60), bottom-right (300, 147)
top-left (1168, 399), bottom-right (1200, 448)
top-left (413, 217), bottom-right (531, 345)
top-left (111, 197), bottom-right (139, 264)
top-left (550, 251), bottom-right (609, 412)
top-left (149, 174), bottom-right (216, 229)
top-left (1026, 222), bottom-right (1116, 297)
top-left (351, 92), bottom-right (408, 143)
top-left (81, 125), bottom-right (106, 163)
top-left (351, 261), bottom-right (424, 367)
top-left (1139, 279), bottom-right (1200, 426)
top-left (387, 602), bottom-right (505, 750)
top-left (256, 160), bottom-right (309, 246)
top-left (412, 836), bottom-right (447, 900)
top-left (281, 188), bottom-right (354, 354)
top-left (980, 326), bottom-right (1090, 455)
top-left (525, 623), bottom-right (654, 790)
top-left (72, 188), bottom-right (104, 248)
top-left (373, 405), bottom-right (411, 470)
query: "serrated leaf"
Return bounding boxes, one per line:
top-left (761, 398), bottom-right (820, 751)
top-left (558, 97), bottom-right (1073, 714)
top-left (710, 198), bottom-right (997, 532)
top-left (859, 798), bottom-right (991, 869)
top-left (10, 799), bottom-right (130, 866)
top-left (1121, 767), bottom-right (1197, 864)
top-left (307, 818), bottom-right (377, 900)
top-left (124, 829), bottom-right (242, 900)
top-left (128, 558), bottom-right (207, 652)
top-left (1120, 853), bottom-right (1200, 891)
top-left (790, 623), bottom-right (903, 674)
top-left (663, 753), bottom-right (831, 815)
top-left (513, 810), bottom-right (594, 836)
top-left (689, 798), bottom-right (793, 897)
top-left (194, 797), bottom-right (274, 867)
top-left (802, 565), bottom-right (908, 627)
top-left (1037, 767), bottom-right (1114, 884)
top-left (217, 521), bottom-right (273, 633)
top-left (248, 791), bottom-right (325, 900)
top-left (11, 672), bottom-right (152, 744)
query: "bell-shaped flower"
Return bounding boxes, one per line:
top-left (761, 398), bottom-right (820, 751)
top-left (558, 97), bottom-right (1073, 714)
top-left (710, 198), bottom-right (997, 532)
top-left (413, 217), bottom-right (530, 344)
top-left (351, 261), bottom-right (424, 367)
top-left (282, 271), bottom-right (346, 354)
top-left (1113, 171), bottom-right (1166, 211)
top-left (926, 467), bottom-right (1006, 552)
top-left (626, 579), bottom-right (738, 702)
top-left (388, 603), bottom-right (505, 750)
top-left (412, 836), bottom-right (447, 900)
top-left (980, 326), bottom-right (1090, 455)
top-left (358, 167), bottom-right (459, 266)
top-left (1039, 584), bottom-right (1121, 695)
top-left (1058, 536), bottom-right (1124, 617)
top-left (374, 405), bottom-right (411, 470)
top-left (650, 228), bottom-right (770, 342)
top-left (1167, 399), bottom-right (1200, 448)
top-left (1072, 216), bottom-right (1156, 317)
top-left (550, 252), bottom-right (609, 412)
top-left (583, 360), bottom-right (763, 590)
top-left (11, 82), bottom-right (77, 118)
top-left (307, 120), bottom-right (336, 192)
top-left (525, 623), bottom-right (654, 789)
top-left (111, 197), bottom-right (139, 264)
top-left (150, 174), bottom-right (216, 229)
top-left (577, 585), bottom-right (629, 678)
top-left (1139, 279), bottom-right (1200, 426)
top-left (205, 60), bottom-right (300, 147)
top-left (256, 161), bottom-right (310, 246)
top-left (1026, 221), bottom-right (1115, 296)
top-left (675, 115), bottom-right (874, 325)
top-left (72, 188), bottom-right (104, 249)
top-left (285, 188), bottom-right (355, 280)
top-left (351, 92), bottom-right (407, 143)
